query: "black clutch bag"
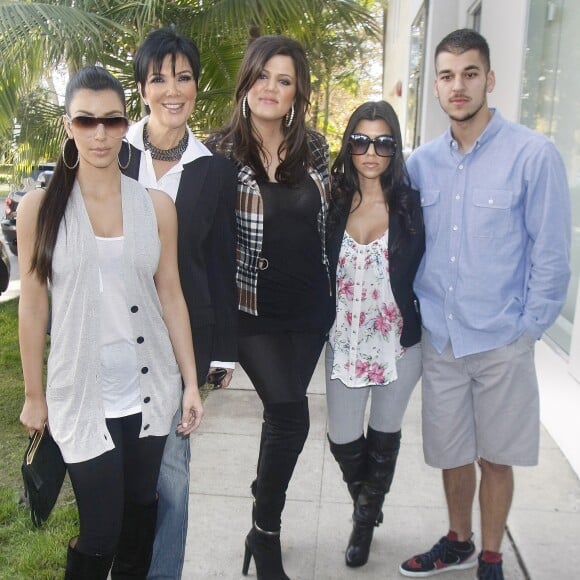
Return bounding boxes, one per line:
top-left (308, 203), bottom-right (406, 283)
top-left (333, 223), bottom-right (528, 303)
top-left (21, 424), bottom-right (66, 527)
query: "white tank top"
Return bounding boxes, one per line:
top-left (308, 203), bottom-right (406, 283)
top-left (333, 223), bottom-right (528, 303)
top-left (96, 236), bottom-right (141, 418)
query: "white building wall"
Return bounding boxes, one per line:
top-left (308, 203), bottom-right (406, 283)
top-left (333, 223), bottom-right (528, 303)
top-left (419, 2), bottom-right (458, 142)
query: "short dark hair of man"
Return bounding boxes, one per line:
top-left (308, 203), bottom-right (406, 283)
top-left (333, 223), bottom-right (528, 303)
top-left (435, 28), bottom-right (491, 72)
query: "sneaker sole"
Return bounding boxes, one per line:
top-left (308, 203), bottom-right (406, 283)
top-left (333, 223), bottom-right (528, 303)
top-left (399, 555), bottom-right (477, 577)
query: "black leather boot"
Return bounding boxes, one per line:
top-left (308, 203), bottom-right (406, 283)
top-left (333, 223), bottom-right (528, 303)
top-left (64, 538), bottom-right (114, 580)
top-left (328, 434), bottom-right (367, 504)
top-left (110, 499), bottom-right (157, 579)
top-left (250, 418), bottom-right (267, 525)
top-left (242, 523), bottom-right (290, 580)
top-left (253, 399), bottom-right (309, 532)
top-left (345, 428), bottom-right (401, 567)
top-left (242, 398), bottom-right (309, 578)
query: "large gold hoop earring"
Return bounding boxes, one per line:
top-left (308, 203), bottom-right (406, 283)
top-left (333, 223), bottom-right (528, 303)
top-left (285, 103), bottom-right (295, 128)
top-left (118, 138), bottom-right (131, 171)
top-left (242, 95), bottom-right (249, 119)
top-left (62, 138), bottom-right (79, 170)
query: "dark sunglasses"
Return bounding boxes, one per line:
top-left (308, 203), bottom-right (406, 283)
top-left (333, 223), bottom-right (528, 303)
top-left (348, 133), bottom-right (397, 157)
top-left (66, 115), bottom-right (129, 137)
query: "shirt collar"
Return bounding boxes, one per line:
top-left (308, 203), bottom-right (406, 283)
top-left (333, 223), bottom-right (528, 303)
top-left (447, 108), bottom-right (503, 153)
top-left (126, 116), bottom-right (212, 163)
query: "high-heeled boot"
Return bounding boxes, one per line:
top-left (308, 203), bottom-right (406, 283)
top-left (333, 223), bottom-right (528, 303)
top-left (250, 418), bottom-right (268, 525)
top-left (64, 537), bottom-right (114, 580)
top-left (328, 434), bottom-right (367, 505)
top-left (345, 428), bottom-right (401, 567)
top-left (242, 399), bottom-right (309, 578)
top-left (242, 522), bottom-right (290, 580)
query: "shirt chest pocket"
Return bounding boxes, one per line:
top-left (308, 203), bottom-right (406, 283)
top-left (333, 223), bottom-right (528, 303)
top-left (420, 189), bottom-right (440, 241)
top-left (471, 188), bottom-right (513, 238)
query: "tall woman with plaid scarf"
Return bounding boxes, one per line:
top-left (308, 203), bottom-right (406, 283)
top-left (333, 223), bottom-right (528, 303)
top-left (207, 34), bottom-right (334, 579)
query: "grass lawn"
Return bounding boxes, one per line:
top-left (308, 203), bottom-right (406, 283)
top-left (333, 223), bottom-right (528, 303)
top-left (0, 298), bottom-right (212, 578)
top-left (0, 298), bottom-right (78, 579)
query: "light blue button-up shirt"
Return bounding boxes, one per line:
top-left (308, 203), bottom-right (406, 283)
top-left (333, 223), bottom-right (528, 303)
top-left (409, 110), bottom-right (571, 357)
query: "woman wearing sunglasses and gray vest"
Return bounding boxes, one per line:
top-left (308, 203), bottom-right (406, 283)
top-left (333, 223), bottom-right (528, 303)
top-left (17, 66), bottom-right (202, 579)
top-left (325, 100), bottom-right (425, 569)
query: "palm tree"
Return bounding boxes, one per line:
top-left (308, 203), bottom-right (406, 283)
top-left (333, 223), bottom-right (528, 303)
top-left (0, 0), bottom-right (379, 176)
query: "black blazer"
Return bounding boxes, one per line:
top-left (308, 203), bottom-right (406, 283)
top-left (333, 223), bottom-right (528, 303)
top-left (124, 147), bottom-right (239, 362)
top-left (327, 186), bottom-right (425, 347)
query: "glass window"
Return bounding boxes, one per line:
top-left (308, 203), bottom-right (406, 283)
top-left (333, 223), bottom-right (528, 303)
top-left (405, 5), bottom-right (426, 153)
top-left (469, 1), bottom-right (482, 32)
top-left (521, 0), bottom-right (580, 353)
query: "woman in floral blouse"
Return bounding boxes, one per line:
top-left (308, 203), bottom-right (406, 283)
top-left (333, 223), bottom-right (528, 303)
top-left (326, 100), bottom-right (425, 568)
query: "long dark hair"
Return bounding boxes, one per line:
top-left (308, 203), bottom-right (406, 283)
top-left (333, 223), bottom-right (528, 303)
top-left (208, 35), bottom-right (312, 184)
top-left (30, 66), bottom-right (126, 281)
top-left (330, 100), bottom-right (415, 244)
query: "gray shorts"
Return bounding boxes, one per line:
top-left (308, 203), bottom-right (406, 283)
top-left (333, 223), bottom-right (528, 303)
top-left (422, 333), bottom-right (539, 469)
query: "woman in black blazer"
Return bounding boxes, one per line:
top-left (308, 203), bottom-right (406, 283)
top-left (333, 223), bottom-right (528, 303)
top-left (123, 28), bottom-right (238, 580)
top-left (326, 101), bottom-right (425, 569)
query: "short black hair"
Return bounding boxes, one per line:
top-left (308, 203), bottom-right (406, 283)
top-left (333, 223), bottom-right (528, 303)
top-left (435, 28), bottom-right (491, 72)
top-left (133, 27), bottom-right (201, 91)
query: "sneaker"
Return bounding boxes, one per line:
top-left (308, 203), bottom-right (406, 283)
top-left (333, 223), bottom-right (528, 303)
top-left (476, 553), bottom-right (504, 580)
top-left (399, 534), bottom-right (477, 577)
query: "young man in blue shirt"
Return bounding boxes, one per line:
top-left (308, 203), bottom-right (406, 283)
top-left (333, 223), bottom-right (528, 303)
top-left (399, 29), bottom-right (570, 580)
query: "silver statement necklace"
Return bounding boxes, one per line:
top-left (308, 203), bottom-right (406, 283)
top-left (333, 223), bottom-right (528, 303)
top-left (143, 123), bottom-right (189, 162)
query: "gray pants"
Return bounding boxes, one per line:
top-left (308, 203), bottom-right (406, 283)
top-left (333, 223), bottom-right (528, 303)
top-left (325, 343), bottom-right (422, 444)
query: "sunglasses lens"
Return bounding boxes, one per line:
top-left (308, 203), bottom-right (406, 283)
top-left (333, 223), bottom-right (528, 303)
top-left (348, 135), bottom-right (371, 155)
top-left (71, 116), bottom-right (128, 137)
top-left (375, 137), bottom-right (396, 157)
top-left (71, 116), bottom-right (98, 130)
top-left (348, 134), bottom-right (396, 157)
top-left (106, 117), bottom-right (129, 131)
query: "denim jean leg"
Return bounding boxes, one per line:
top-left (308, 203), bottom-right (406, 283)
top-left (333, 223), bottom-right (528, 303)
top-left (147, 406), bottom-right (191, 580)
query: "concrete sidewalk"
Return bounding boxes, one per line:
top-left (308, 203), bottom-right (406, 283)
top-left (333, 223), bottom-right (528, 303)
top-left (184, 356), bottom-right (580, 579)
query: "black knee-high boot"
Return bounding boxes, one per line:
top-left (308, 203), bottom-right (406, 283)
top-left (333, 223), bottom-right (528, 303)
top-left (64, 538), bottom-right (114, 580)
top-left (250, 417), bottom-right (268, 524)
top-left (345, 428), bottom-right (401, 567)
top-left (110, 499), bottom-right (158, 579)
top-left (242, 398), bottom-right (310, 580)
top-left (328, 434), bottom-right (367, 504)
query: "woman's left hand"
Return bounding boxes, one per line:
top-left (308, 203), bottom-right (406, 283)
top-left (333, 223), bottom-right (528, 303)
top-left (177, 385), bottom-right (204, 435)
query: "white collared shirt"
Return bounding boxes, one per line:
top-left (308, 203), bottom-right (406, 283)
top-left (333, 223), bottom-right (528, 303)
top-left (126, 116), bottom-right (212, 201)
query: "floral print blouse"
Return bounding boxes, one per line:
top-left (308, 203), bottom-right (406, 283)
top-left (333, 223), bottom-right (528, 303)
top-left (329, 229), bottom-right (405, 388)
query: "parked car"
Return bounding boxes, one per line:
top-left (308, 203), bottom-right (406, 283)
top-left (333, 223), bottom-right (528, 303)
top-left (1, 164), bottom-right (55, 256)
top-left (0, 237), bottom-right (10, 295)
top-left (2, 190), bottom-right (26, 256)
